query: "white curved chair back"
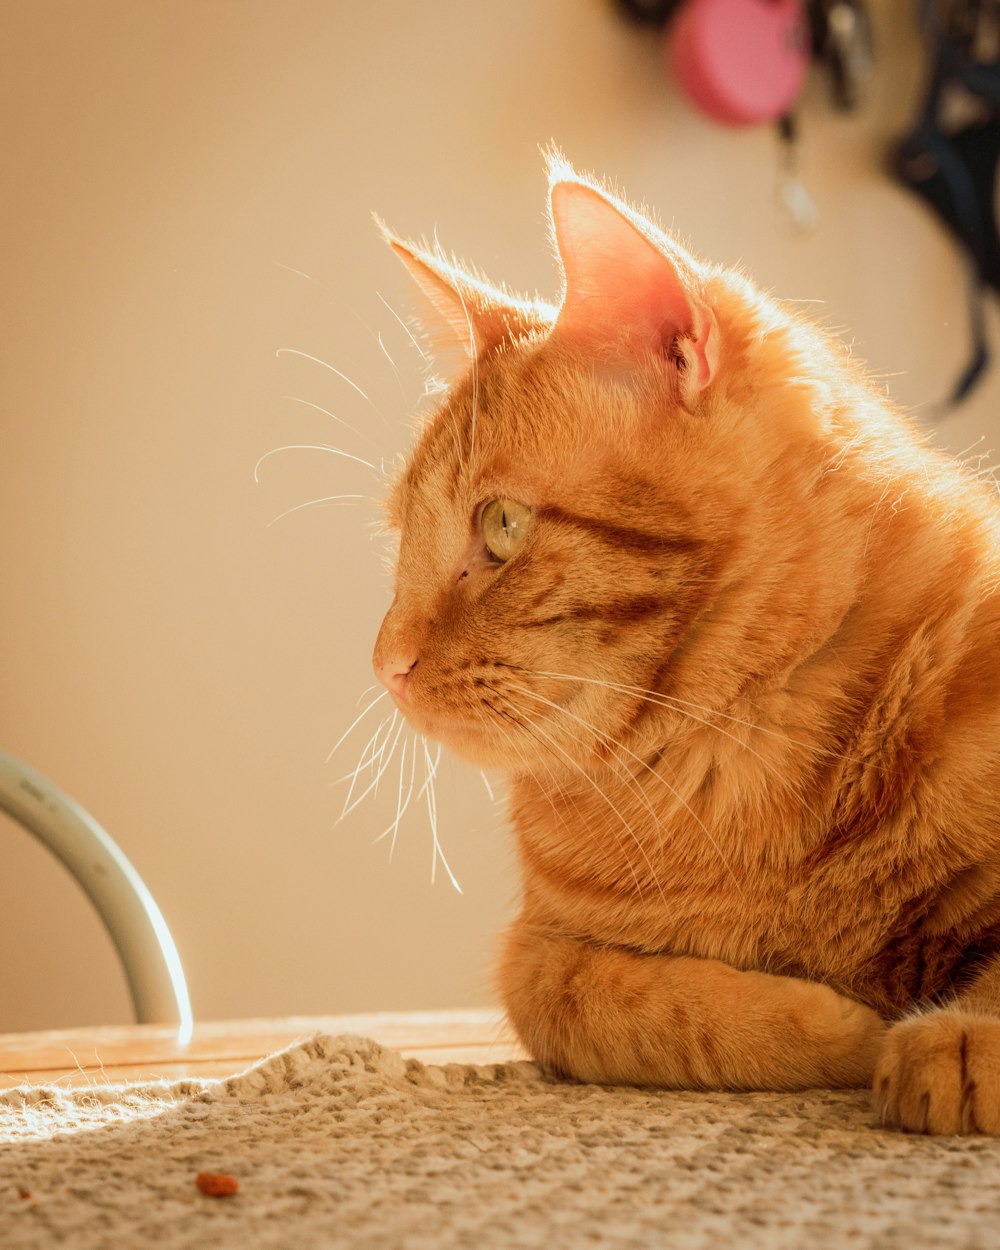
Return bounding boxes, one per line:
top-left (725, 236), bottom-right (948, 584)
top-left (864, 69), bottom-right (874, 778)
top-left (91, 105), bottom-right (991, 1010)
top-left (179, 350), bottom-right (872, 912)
top-left (0, 748), bottom-right (192, 1042)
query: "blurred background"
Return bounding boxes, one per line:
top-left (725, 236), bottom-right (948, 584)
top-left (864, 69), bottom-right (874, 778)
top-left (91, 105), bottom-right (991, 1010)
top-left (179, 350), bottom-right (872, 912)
top-left (3, 0), bottom-right (1000, 1033)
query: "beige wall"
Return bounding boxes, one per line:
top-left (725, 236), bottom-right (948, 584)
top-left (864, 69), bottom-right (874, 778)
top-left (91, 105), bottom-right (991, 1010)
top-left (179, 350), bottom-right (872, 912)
top-left (3, 1), bottom-right (998, 1033)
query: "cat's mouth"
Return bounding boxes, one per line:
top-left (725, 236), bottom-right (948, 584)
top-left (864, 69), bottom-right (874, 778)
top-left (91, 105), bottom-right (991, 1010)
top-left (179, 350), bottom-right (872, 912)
top-left (390, 669), bottom-right (591, 773)
top-left (388, 695), bottom-right (477, 739)
top-left (377, 679), bottom-right (524, 770)
top-left (378, 677), bottom-right (477, 731)
top-left (372, 630), bottom-right (591, 769)
top-left (404, 707), bottom-right (519, 769)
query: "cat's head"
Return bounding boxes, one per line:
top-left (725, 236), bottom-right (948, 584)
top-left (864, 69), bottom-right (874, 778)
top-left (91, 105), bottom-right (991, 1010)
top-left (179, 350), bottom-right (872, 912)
top-left (372, 155), bottom-right (872, 774)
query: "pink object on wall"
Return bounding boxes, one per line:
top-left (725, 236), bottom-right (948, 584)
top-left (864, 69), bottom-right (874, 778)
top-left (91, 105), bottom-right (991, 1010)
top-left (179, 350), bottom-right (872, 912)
top-left (668, 0), bottom-right (811, 126)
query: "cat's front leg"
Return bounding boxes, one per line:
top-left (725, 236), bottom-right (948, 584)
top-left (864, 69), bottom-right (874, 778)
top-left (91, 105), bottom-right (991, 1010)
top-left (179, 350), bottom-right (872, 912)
top-left (499, 922), bottom-right (885, 1090)
top-left (874, 954), bottom-right (1000, 1134)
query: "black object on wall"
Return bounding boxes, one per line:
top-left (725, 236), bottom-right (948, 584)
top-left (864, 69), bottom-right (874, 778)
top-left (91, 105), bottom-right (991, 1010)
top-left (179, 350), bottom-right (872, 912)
top-left (894, 2), bottom-right (1000, 405)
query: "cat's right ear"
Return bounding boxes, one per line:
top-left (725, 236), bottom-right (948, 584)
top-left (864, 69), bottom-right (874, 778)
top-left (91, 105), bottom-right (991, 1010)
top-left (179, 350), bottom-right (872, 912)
top-left (547, 175), bottom-right (718, 407)
top-left (376, 217), bottom-right (550, 379)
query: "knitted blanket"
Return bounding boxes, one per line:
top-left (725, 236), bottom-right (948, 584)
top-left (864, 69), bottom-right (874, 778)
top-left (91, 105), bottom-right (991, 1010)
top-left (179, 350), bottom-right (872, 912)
top-left (3, 1033), bottom-right (999, 1249)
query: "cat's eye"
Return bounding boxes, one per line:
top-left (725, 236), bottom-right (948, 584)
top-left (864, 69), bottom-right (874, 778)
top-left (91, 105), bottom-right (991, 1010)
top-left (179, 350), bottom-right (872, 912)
top-left (480, 498), bottom-right (532, 563)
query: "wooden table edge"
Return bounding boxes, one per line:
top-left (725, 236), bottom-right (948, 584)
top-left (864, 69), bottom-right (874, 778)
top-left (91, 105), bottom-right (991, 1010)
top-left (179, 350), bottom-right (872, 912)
top-left (0, 1008), bottom-right (527, 1088)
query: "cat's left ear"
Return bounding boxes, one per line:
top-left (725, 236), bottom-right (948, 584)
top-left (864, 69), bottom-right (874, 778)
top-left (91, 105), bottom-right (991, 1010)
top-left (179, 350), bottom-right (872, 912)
top-left (376, 218), bottom-right (550, 376)
top-left (549, 178), bottom-right (718, 405)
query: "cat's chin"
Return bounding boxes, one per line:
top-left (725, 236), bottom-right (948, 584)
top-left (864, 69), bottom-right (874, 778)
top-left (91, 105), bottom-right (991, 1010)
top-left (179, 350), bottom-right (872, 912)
top-left (397, 707), bottom-right (514, 771)
top-left (426, 728), bottom-right (511, 771)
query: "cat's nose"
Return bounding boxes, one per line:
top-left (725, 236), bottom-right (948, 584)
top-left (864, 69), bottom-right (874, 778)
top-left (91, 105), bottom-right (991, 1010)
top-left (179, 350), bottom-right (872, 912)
top-left (375, 654), bottom-right (418, 699)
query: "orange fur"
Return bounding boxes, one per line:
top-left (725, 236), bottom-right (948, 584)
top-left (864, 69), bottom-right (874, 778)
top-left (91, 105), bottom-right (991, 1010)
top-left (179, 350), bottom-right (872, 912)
top-left (373, 157), bottom-right (1000, 1134)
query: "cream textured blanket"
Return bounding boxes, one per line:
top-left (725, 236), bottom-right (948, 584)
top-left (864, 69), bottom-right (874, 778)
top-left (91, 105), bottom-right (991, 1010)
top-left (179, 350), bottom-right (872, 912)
top-left (3, 1033), bottom-right (1000, 1249)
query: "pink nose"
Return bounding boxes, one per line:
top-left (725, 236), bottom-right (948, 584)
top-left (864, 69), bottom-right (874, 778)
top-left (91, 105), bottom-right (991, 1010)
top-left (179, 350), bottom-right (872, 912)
top-left (375, 655), bottom-right (417, 699)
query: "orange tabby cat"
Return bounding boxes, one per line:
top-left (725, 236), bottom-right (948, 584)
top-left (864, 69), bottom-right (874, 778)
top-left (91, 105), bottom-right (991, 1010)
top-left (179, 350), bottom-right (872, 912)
top-left (372, 153), bottom-right (1000, 1135)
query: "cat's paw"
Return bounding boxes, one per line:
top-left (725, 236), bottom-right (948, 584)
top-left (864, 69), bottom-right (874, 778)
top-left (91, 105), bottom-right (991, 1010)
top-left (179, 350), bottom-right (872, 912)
top-left (873, 1011), bottom-right (1000, 1134)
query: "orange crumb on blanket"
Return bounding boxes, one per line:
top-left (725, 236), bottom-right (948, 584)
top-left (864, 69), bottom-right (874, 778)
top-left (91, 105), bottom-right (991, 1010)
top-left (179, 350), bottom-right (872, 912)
top-left (195, 1172), bottom-right (239, 1197)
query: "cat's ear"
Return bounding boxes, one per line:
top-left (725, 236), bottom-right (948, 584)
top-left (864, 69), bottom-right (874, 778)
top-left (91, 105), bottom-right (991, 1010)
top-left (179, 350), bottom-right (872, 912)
top-left (548, 174), bottom-right (718, 404)
top-left (376, 218), bottom-right (551, 376)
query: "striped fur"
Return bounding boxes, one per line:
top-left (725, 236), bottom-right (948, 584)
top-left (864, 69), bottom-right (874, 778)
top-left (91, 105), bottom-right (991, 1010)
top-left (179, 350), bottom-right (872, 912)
top-left (373, 160), bottom-right (1000, 1133)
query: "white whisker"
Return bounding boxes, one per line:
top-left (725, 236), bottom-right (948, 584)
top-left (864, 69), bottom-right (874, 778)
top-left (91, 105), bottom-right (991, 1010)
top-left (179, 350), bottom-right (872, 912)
top-left (253, 443), bottom-right (379, 483)
top-left (393, 735), bottom-right (420, 859)
top-left (325, 690), bottom-right (388, 764)
top-left (275, 347), bottom-right (379, 410)
top-left (280, 395), bottom-right (378, 447)
top-left (267, 494), bottom-right (368, 527)
top-left (506, 691), bottom-right (668, 903)
top-left (376, 330), bottom-right (397, 371)
top-left (479, 770), bottom-right (496, 802)
top-left (370, 713), bottom-right (397, 800)
top-left (371, 717), bottom-right (394, 765)
top-left (272, 260), bottom-right (313, 280)
top-left (339, 712), bottom-right (396, 806)
top-left (336, 713), bottom-right (397, 782)
top-left (514, 683), bottom-right (745, 900)
top-left (376, 291), bottom-right (430, 363)
top-left (414, 739), bottom-right (442, 803)
top-left (376, 330), bottom-right (409, 405)
top-left (497, 692), bottom-right (647, 901)
top-left (336, 721), bottom-right (387, 793)
top-left (519, 665), bottom-right (822, 817)
top-left (340, 717), bottom-right (404, 820)
top-left (514, 685), bottom-right (664, 830)
top-left (529, 668), bottom-right (808, 750)
top-left (477, 694), bottom-right (581, 842)
top-left (371, 732), bottom-right (419, 856)
top-left (422, 737), bottom-right (460, 892)
top-left (386, 739), bottom-right (407, 860)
